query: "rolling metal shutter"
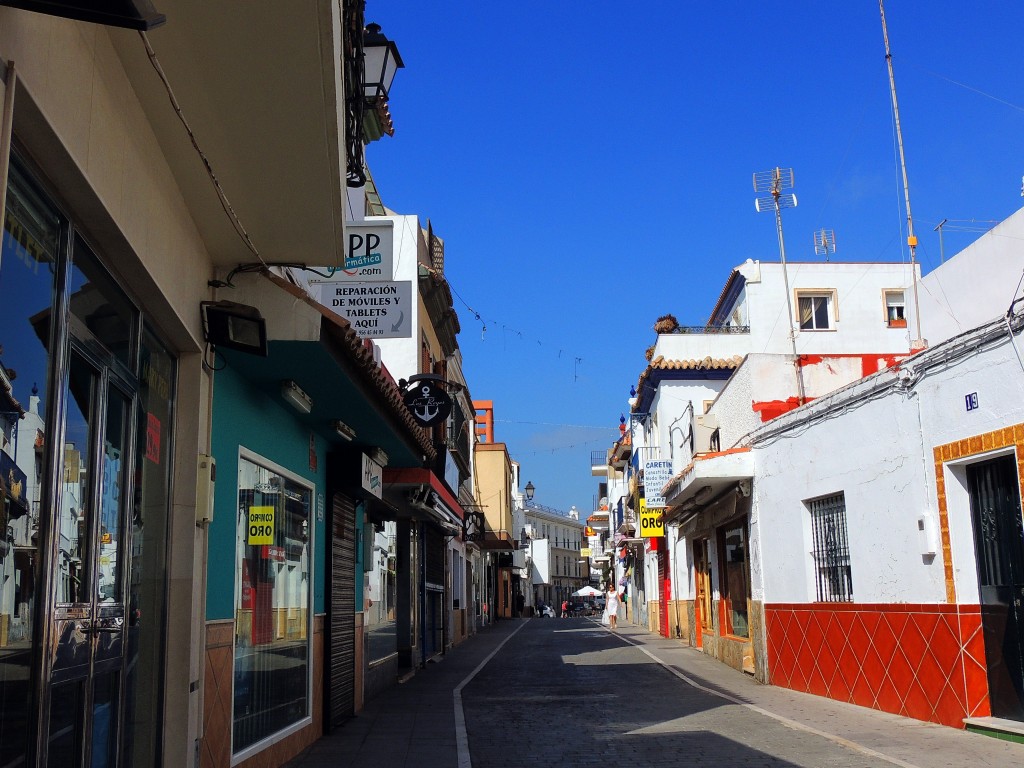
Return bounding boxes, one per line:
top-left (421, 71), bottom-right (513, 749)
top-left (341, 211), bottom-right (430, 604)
top-left (327, 492), bottom-right (356, 729)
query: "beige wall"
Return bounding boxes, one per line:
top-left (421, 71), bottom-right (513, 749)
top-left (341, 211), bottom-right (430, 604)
top-left (1, 10), bottom-right (213, 765)
top-left (474, 443), bottom-right (512, 537)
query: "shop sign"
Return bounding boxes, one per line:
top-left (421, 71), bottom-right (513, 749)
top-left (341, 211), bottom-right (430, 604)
top-left (308, 221), bottom-right (394, 280)
top-left (643, 460), bottom-right (673, 508)
top-left (402, 378), bottom-right (452, 428)
top-left (580, 547), bottom-right (591, 557)
top-left (316, 280), bottom-right (412, 338)
top-left (361, 454), bottom-right (383, 499)
top-left (262, 545), bottom-right (285, 562)
top-left (247, 505), bottom-right (275, 545)
top-left (638, 497), bottom-right (664, 538)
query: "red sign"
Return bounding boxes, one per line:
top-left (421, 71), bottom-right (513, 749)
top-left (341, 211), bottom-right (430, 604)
top-left (145, 413), bottom-right (161, 464)
top-left (262, 545), bottom-right (285, 562)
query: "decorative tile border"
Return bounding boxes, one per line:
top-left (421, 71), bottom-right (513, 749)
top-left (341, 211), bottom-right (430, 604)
top-left (932, 423), bottom-right (1024, 603)
top-left (766, 603), bottom-right (989, 727)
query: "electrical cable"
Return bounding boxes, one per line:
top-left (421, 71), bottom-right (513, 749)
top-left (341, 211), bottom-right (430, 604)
top-left (139, 32), bottom-right (264, 264)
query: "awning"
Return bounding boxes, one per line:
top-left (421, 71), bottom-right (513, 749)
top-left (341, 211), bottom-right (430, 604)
top-left (217, 272), bottom-right (434, 469)
top-left (383, 467), bottom-right (464, 533)
top-left (662, 447), bottom-right (753, 527)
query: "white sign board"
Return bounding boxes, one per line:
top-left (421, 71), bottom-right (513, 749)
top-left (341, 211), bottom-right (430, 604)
top-left (643, 460), bottom-right (673, 508)
top-left (361, 454), bottom-right (383, 499)
top-left (335, 221), bottom-right (395, 279)
top-left (317, 281), bottom-right (412, 338)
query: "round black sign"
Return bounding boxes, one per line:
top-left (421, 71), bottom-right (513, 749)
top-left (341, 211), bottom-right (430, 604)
top-left (403, 380), bottom-right (452, 428)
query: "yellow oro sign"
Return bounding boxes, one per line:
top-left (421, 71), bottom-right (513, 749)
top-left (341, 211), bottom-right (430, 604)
top-left (638, 497), bottom-right (664, 538)
top-left (580, 547), bottom-right (592, 558)
top-left (247, 505), bottom-right (275, 545)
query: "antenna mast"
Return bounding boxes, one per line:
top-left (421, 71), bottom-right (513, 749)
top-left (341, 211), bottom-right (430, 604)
top-left (879, 0), bottom-right (926, 350)
top-left (754, 167), bottom-right (806, 405)
top-left (814, 229), bottom-right (836, 262)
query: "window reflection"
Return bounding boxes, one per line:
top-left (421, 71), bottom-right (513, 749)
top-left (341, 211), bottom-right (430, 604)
top-left (1, 161), bottom-right (60, 763)
top-left (234, 456), bottom-right (311, 753)
top-left (364, 520), bottom-right (397, 663)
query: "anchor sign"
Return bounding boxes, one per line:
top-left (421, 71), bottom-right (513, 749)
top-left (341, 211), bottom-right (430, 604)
top-left (402, 378), bottom-right (452, 428)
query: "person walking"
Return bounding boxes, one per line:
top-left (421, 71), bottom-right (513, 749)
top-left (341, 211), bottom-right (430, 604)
top-left (604, 586), bottom-right (621, 630)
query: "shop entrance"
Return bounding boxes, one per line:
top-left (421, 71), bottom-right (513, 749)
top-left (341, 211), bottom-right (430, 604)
top-left (968, 454), bottom-right (1024, 720)
top-left (45, 342), bottom-right (138, 766)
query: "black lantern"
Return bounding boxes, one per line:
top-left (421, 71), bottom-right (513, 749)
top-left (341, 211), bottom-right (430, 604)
top-left (363, 23), bottom-right (404, 102)
top-left (525, 481), bottom-right (535, 502)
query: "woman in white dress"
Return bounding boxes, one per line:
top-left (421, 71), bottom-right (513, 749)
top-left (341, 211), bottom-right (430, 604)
top-left (604, 586), bottom-right (620, 629)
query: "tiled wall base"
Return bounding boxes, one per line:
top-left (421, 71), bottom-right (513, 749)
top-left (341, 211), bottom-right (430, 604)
top-left (766, 603), bottom-right (989, 727)
top-left (202, 616), bottom-right (325, 768)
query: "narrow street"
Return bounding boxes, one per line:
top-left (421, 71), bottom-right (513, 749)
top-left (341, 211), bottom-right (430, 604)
top-left (290, 618), bottom-right (1024, 768)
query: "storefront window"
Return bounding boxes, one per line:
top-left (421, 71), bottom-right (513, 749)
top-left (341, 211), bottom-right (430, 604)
top-left (718, 522), bottom-right (750, 638)
top-left (234, 454), bottom-right (312, 754)
top-left (364, 519), bottom-right (397, 663)
top-left (0, 160), bottom-right (60, 764)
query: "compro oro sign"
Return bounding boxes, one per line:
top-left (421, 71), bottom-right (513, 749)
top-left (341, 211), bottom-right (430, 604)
top-left (637, 497), bottom-right (664, 538)
top-left (248, 505), bottom-right (275, 545)
top-left (316, 281), bottom-right (412, 338)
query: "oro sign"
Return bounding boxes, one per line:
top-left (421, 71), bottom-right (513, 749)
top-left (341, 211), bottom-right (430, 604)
top-left (248, 505), bottom-right (275, 545)
top-left (638, 497), bottom-right (664, 538)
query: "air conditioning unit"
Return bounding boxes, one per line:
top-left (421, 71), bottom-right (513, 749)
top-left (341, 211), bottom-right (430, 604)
top-left (694, 413), bottom-right (719, 453)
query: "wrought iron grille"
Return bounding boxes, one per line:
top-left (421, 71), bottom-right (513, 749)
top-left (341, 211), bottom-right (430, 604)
top-left (808, 492), bottom-right (853, 602)
top-left (669, 325), bottom-right (751, 334)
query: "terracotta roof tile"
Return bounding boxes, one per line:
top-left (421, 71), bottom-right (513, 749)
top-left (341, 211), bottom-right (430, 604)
top-left (632, 355), bottom-right (744, 407)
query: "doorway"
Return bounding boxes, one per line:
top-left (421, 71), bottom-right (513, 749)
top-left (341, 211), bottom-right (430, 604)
top-left (968, 454), bottom-right (1024, 720)
top-left (46, 343), bottom-right (138, 766)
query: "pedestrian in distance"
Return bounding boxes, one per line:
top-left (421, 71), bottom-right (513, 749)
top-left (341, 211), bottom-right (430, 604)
top-left (561, 599), bottom-right (569, 618)
top-left (516, 592), bottom-right (525, 618)
top-left (605, 586), bottom-right (621, 630)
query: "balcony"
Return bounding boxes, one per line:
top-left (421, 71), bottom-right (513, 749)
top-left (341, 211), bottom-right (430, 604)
top-left (591, 449), bottom-right (608, 476)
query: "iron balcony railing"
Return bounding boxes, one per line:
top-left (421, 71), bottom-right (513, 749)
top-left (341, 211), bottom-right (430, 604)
top-left (668, 325), bottom-right (750, 334)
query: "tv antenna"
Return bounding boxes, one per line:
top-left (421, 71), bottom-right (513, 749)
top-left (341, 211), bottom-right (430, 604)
top-left (754, 167), bottom-right (805, 405)
top-left (814, 229), bottom-right (836, 261)
top-left (880, 0), bottom-right (925, 350)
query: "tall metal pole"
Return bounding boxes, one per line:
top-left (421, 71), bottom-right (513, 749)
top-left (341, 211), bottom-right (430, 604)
top-left (772, 186), bottom-right (807, 405)
top-left (934, 218), bottom-right (947, 263)
top-left (880, 0), bottom-right (925, 348)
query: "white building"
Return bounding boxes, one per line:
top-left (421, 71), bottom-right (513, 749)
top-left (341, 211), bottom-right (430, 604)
top-left (660, 225), bottom-right (1024, 732)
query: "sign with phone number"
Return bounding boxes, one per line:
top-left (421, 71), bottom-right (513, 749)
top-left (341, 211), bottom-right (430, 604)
top-left (248, 506), bottom-right (275, 545)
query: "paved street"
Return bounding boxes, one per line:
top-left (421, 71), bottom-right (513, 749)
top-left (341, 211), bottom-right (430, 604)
top-left (288, 618), bottom-right (1024, 768)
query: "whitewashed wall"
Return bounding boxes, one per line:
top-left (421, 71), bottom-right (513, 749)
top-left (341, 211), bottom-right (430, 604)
top-left (366, 214), bottom-right (422, 381)
top-left (750, 321), bottom-right (1023, 606)
top-left (733, 261), bottom-right (918, 355)
top-left (915, 207), bottom-right (1024, 346)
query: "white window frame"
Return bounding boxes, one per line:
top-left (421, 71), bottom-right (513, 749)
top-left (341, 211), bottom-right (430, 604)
top-left (232, 447), bottom-right (315, 764)
top-left (883, 289), bottom-right (907, 327)
top-left (795, 289), bottom-right (837, 331)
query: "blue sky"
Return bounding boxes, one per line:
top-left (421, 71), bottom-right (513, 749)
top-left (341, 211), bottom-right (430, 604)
top-left (364, 2), bottom-right (1024, 514)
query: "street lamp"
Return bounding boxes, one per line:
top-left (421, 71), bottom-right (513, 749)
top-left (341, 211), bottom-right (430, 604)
top-left (524, 481), bottom-right (535, 502)
top-left (363, 23), bottom-right (405, 102)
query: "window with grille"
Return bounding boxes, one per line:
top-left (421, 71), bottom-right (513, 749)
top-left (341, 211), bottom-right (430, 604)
top-left (808, 492), bottom-right (853, 602)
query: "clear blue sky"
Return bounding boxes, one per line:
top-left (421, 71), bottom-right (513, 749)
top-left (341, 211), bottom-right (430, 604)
top-left (364, 2), bottom-right (1024, 514)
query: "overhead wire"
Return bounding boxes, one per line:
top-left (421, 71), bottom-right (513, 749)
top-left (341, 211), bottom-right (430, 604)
top-left (139, 32), bottom-right (264, 264)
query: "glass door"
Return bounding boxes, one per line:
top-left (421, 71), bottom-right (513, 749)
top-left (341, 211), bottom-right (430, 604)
top-left (46, 342), bottom-right (137, 766)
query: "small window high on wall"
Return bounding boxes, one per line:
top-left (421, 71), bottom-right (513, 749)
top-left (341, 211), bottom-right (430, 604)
top-left (797, 290), bottom-right (835, 330)
top-left (884, 290), bottom-right (907, 328)
top-left (234, 453), bottom-right (313, 756)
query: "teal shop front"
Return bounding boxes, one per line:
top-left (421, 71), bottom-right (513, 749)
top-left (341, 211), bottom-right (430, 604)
top-left (201, 273), bottom-right (434, 768)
